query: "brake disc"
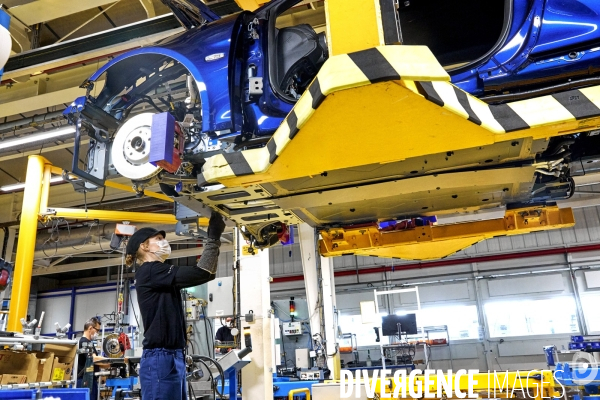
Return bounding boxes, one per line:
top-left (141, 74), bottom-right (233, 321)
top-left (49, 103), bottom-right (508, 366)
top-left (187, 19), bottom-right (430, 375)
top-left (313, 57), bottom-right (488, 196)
top-left (102, 333), bottom-right (124, 358)
top-left (111, 113), bottom-right (162, 180)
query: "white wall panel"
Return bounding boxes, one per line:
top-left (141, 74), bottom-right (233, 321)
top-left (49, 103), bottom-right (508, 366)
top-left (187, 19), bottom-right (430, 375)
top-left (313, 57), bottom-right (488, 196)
top-left (73, 290), bottom-right (116, 331)
top-left (396, 282), bottom-right (470, 304)
top-left (584, 207), bottom-right (600, 242)
top-left (497, 338), bottom-right (571, 357)
top-left (36, 295), bottom-right (71, 335)
top-left (450, 343), bottom-right (480, 359)
top-left (584, 270), bottom-right (600, 289)
top-left (337, 292), bottom-right (376, 311)
top-left (487, 274), bottom-right (564, 297)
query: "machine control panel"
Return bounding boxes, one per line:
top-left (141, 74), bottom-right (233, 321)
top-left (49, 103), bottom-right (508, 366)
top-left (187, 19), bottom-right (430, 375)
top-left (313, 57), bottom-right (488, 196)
top-left (298, 369), bottom-right (324, 381)
top-left (282, 322), bottom-right (302, 336)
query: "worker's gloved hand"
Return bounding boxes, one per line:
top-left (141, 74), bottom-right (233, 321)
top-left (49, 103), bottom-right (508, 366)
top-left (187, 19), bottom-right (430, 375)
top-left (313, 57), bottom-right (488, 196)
top-left (207, 211), bottom-right (226, 240)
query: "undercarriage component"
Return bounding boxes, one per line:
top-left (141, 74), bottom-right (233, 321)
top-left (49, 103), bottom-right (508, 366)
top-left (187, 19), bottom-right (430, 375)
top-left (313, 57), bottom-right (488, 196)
top-left (240, 221), bottom-right (288, 253)
top-left (318, 205), bottom-right (575, 260)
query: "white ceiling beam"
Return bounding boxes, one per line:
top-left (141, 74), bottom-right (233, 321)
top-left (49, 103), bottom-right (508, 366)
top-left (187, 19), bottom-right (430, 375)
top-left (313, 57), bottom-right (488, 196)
top-left (2, 24), bottom-right (183, 82)
top-left (7, 0), bottom-right (119, 26)
top-left (138, 0), bottom-right (156, 18)
top-left (0, 86), bottom-right (87, 118)
top-left (0, 140), bottom-right (90, 162)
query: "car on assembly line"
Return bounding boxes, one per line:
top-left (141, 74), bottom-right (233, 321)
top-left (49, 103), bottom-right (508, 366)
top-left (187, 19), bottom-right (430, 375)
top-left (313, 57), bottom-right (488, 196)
top-left (64, 0), bottom-right (600, 249)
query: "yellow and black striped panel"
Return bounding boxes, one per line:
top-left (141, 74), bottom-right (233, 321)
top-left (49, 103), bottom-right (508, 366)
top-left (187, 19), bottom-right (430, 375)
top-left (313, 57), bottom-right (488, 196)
top-left (415, 80), bottom-right (600, 133)
top-left (198, 44), bottom-right (600, 186)
top-left (197, 45), bottom-right (449, 186)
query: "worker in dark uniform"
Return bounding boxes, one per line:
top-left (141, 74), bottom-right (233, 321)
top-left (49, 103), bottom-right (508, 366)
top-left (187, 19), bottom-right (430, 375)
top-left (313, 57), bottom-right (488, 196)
top-left (215, 317), bottom-right (235, 354)
top-left (125, 211), bottom-right (226, 400)
top-left (76, 317), bottom-right (103, 400)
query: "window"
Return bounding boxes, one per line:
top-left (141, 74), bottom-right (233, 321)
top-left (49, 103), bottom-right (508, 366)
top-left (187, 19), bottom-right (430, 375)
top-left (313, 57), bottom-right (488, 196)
top-left (401, 304), bottom-right (480, 341)
top-left (485, 297), bottom-right (579, 338)
top-left (581, 293), bottom-right (600, 333)
top-left (338, 313), bottom-right (387, 347)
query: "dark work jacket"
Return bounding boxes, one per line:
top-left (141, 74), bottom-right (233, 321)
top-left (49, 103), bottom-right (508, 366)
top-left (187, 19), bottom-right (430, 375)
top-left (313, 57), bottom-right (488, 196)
top-left (136, 239), bottom-right (220, 349)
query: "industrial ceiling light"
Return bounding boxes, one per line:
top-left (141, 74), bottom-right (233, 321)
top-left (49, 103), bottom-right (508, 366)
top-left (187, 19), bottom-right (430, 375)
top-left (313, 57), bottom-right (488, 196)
top-left (0, 176), bottom-right (64, 192)
top-left (0, 126), bottom-right (76, 151)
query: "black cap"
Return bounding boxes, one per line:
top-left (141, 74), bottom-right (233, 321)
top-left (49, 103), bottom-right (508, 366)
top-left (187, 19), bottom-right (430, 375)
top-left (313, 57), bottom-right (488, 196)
top-left (125, 227), bottom-right (166, 256)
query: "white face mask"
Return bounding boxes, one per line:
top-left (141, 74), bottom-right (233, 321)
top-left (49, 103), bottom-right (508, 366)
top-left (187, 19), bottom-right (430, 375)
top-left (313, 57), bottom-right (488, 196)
top-left (91, 333), bottom-right (98, 340)
top-left (153, 239), bottom-right (171, 261)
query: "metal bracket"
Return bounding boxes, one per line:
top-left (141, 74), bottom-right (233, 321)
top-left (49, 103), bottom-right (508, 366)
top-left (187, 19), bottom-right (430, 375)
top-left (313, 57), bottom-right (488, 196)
top-left (248, 77), bottom-right (263, 96)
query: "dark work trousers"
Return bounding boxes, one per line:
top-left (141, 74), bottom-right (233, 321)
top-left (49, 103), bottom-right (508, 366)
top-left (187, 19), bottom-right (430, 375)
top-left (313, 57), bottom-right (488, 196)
top-left (140, 348), bottom-right (187, 400)
top-left (76, 377), bottom-right (98, 400)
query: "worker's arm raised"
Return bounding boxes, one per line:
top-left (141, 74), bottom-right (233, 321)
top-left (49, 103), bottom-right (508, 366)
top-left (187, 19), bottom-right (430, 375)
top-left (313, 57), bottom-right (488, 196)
top-left (173, 212), bottom-right (225, 288)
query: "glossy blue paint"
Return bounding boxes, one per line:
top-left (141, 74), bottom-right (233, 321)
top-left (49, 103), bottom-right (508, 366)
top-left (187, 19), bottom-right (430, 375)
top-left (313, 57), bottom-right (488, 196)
top-left (256, 22), bottom-right (294, 120)
top-left (88, 14), bottom-right (242, 133)
top-left (452, 0), bottom-right (600, 96)
top-left (239, 19), bottom-right (290, 136)
top-left (80, 0), bottom-right (600, 144)
top-left (533, 0), bottom-right (600, 56)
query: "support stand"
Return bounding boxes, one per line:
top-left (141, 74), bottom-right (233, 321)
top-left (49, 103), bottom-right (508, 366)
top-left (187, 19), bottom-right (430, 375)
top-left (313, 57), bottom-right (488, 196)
top-left (298, 223), bottom-right (340, 380)
top-left (239, 229), bottom-right (273, 399)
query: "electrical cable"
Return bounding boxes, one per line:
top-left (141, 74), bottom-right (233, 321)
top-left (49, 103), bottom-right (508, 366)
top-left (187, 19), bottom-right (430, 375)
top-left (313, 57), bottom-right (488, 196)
top-left (41, 219), bottom-right (60, 258)
top-left (195, 355), bottom-right (225, 398)
top-left (207, 311), bottom-right (215, 355)
top-left (97, 224), bottom-right (117, 254)
top-left (279, 324), bottom-right (295, 369)
top-left (190, 357), bottom-right (215, 399)
top-left (69, 220), bottom-right (98, 250)
top-left (495, 356), bottom-right (503, 370)
top-left (127, 283), bottom-right (138, 329)
top-left (201, 305), bottom-right (213, 356)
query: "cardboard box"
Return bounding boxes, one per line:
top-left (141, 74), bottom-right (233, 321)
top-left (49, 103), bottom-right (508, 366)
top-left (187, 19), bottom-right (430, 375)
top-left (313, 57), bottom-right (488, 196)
top-left (45, 344), bottom-right (76, 381)
top-left (0, 350), bottom-right (38, 383)
top-left (0, 374), bottom-right (27, 384)
top-left (32, 351), bottom-right (55, 382)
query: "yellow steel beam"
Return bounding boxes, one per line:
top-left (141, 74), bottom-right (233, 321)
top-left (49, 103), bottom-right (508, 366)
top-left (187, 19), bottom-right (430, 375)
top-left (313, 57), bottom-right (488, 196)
top-left (324, 0), bottom-right (385, 55)
top-left (104, 180), bottom-right (174, 203)
top-left (44, 207), bottom-right (211, 226)
top-left (319, 206), bottom-right (575, 260)
top-left (46, 208), bottom-right (178, 224)
top-left (234, 0), bottom-right (270, 11)
top-left (7, 155), bottom-right (47, 331)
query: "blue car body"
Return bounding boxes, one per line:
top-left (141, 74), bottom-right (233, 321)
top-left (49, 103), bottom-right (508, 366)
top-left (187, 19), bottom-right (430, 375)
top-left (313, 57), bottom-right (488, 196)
top-left (82, 0), bottom-right (600, 142)
top-left (451, 0), bottom-right (600, 97)
top-left (88, 14), bottom-right (244, 134)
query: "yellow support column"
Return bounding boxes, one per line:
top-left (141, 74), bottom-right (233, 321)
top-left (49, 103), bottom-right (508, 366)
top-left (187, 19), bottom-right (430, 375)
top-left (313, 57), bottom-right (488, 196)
top-left (7, 155), bottom-right (46, 332)
top-left (234, 0), bottom-right (270, 11)
top-left (39, 166), bottom-right (51, 215)
top-left (324, 0), bottom-right (385, 55)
